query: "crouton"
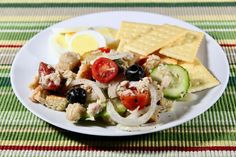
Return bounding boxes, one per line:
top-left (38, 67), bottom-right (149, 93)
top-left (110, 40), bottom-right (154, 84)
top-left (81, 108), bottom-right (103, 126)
top-left (56, 52), bottom-right (80, 72)
top-left (29, 85), bottom-right (48, 104)
top-left (45, 95), bottom-right (68, 111)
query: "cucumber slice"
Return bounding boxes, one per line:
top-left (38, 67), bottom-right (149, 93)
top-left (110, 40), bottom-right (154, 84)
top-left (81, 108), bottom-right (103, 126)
top-left (111, 98), bottom-right (127, 114)
top-left (151, 64), bottom-right (190, 100)
top-left (100, 98), bottom-right (127, 119)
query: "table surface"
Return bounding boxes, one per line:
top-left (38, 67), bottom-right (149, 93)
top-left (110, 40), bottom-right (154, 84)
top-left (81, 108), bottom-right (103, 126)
top-left (0, 0), bottom-right (235, 156)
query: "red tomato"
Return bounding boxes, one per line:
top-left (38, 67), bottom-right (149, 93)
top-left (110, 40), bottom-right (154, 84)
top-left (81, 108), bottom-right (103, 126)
top-left (99, 47), bottom-right (111, 53)
top-left (91, 57), bottom-right (118, 83)
top-left (38, 62), bottom-right (60, 90)
top-left (38, 62), bottom-right (55, 76)
top-left (120, 91), bottom-right (150, 110)
top-left (45, 81), bottom-right (60, 90)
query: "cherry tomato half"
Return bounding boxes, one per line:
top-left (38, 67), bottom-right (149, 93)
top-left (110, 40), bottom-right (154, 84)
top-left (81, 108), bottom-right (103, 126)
top-left (91, 57), bottom-right (118, 83)
top-left (38, 62), bottom-right (60, 90)
top-left (120, 91), bottom-right (150, 110)
top-left (99, 47), bottom-right (111, 53)
top-left (38, 62), bottom-right (55, 76)
top-left (45, 81), bottom-right (60, 90)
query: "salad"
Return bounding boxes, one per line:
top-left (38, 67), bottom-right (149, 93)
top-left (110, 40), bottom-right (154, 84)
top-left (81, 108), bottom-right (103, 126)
top-left (29, 47), bottom-right (189, 131)
top-left (29, 22), bottom-right (219, 131)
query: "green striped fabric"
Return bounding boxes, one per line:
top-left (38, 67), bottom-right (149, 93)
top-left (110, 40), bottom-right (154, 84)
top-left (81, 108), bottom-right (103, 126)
top-left (0, 0), bottom-right (236, 156)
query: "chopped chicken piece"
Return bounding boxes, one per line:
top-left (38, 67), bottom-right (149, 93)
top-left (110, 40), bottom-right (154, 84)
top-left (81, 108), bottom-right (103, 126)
top-left (56, 52), bottom-right (80, 72)
top-left (117, 77), bottom-right (152, 96)
top-left (143, 54), bottom-right (161, 72)
top-left (80, 84), bottom-right (98, 102)
top-left (116, 80), bottom-right (129, 96)
top-left (45, 95), bottom-right (68, 111)
top-left (61, 70), bottom-right (76, 86)
top-left (40, 71), bottom-right (61, 88)
top-left (66, 103), bottom-right (86, 121)
top-left (129, 77), bottom-right (152, 93)
top-left (87, 101), bottom-right (104, 118)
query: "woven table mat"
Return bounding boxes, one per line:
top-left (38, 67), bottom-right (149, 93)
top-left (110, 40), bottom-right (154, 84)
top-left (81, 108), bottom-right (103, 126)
top-left (0, 0), bottom-right (235, 156)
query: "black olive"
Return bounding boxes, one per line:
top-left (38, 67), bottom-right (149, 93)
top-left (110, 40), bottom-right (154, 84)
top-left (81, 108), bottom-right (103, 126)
top-left (125, 64), bottom-right (145, 81)
top-left (66, 87), bottom-right (87, 104)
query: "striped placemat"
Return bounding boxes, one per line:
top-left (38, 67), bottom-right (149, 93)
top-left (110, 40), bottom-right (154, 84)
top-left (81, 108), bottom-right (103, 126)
top-left (0, 0), bottom-right (235, 156)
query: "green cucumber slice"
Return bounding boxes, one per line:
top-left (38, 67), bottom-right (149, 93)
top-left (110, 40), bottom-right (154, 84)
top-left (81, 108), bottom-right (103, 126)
top-left (151, 64), bottom-right (190, 100)
top-left (100, 98), bottom-right (127, 119)
top-left (111, 98), bottom-right (127, 114)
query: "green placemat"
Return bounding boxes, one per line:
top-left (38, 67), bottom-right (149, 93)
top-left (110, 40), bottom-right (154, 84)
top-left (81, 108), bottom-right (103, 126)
top-left (0, 0), bottom-right (235, 156)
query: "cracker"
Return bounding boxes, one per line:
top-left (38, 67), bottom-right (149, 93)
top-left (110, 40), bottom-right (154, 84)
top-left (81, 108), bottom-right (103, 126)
top-left (179, 59), bottom-right (220, 92)
top-left (116, 21), bottom-right (158, 52)
top-left (159, 31), bottom-right (204, 62)
top-left (125, 24), bottom-right (188, 56)
top-left (116, 21), bottom-right (157, 40)
top-left (117, 39), bottom-right (132, 52)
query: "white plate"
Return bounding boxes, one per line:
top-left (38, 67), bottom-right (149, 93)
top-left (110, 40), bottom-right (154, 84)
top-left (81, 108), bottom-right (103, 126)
top-left (10, 11), bottom-right (229, 136)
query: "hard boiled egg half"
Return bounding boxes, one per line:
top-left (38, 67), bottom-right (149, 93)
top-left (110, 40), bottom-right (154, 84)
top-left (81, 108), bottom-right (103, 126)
top-left (69, 30), bottom-right (106, 56)
top-left (50, 27), bottom-right (117, 59)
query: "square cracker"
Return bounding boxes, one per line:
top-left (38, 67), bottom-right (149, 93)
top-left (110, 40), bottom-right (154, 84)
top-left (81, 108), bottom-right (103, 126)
top-left (159, 31), bottom-right (204, 62)
top-left (179, 59), bottom-right (220, 93)
top-left (124, 24), bottom-right (188, 56)
top-left (116, 21), bottom-right (158, 52)
top-left (116, 21), bottom-right (157, 40)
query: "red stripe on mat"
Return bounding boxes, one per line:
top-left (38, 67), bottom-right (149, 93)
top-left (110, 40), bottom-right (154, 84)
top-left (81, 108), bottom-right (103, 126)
top-left (219, 44), bottom-right (236, 47)
top-left (0, 44), bottom-right (236, 48)
top-left (0, 45), bottom-right (22, 48)
top-left (0, 146), bottom-right (235, 151)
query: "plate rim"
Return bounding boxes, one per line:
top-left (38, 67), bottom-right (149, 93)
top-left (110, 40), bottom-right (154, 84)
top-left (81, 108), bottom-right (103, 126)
top-left (10, 11), bottom-right (230, 136)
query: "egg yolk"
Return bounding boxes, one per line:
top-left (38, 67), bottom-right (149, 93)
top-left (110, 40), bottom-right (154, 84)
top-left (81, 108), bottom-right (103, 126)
top-left (71, 35), bottom-right (99, 55)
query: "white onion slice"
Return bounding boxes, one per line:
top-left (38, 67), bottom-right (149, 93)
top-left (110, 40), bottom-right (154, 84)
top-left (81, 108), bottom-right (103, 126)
top-left (103, 53), bottom-right (128, 60)
top-left (71, 79), bottom-right (106, 102)
top-left (90, 52), bottom-right (130, 65)
top-left (126, 107), bottom-right (140, 119)
top-left (107, 82), bottom-right (119, 99)
top-left (96, 81), bottom-right (108, 89)
top-left (107, 85), bottom-right (160, 126)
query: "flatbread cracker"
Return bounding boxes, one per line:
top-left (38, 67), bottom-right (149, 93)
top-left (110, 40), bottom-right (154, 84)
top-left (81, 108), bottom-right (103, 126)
top-left (117, 39), bottom-right (131, 52)
top-left (116, 21), bottom-right (157, 40)
top-left (116, 21), bottom-right (158, 52)
top-left (179, 59), bottom-right (220, 92)
top-left (159, 31), bottom-right (204, 62)
top-left (125, 24), bottom-right (188, 56)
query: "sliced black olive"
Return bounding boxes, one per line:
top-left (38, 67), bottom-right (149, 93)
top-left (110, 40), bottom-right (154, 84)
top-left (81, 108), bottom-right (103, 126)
top-left (125, 64), bottom-right (145, 81)
top-left (66, 87), bottom-right (87, 104)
